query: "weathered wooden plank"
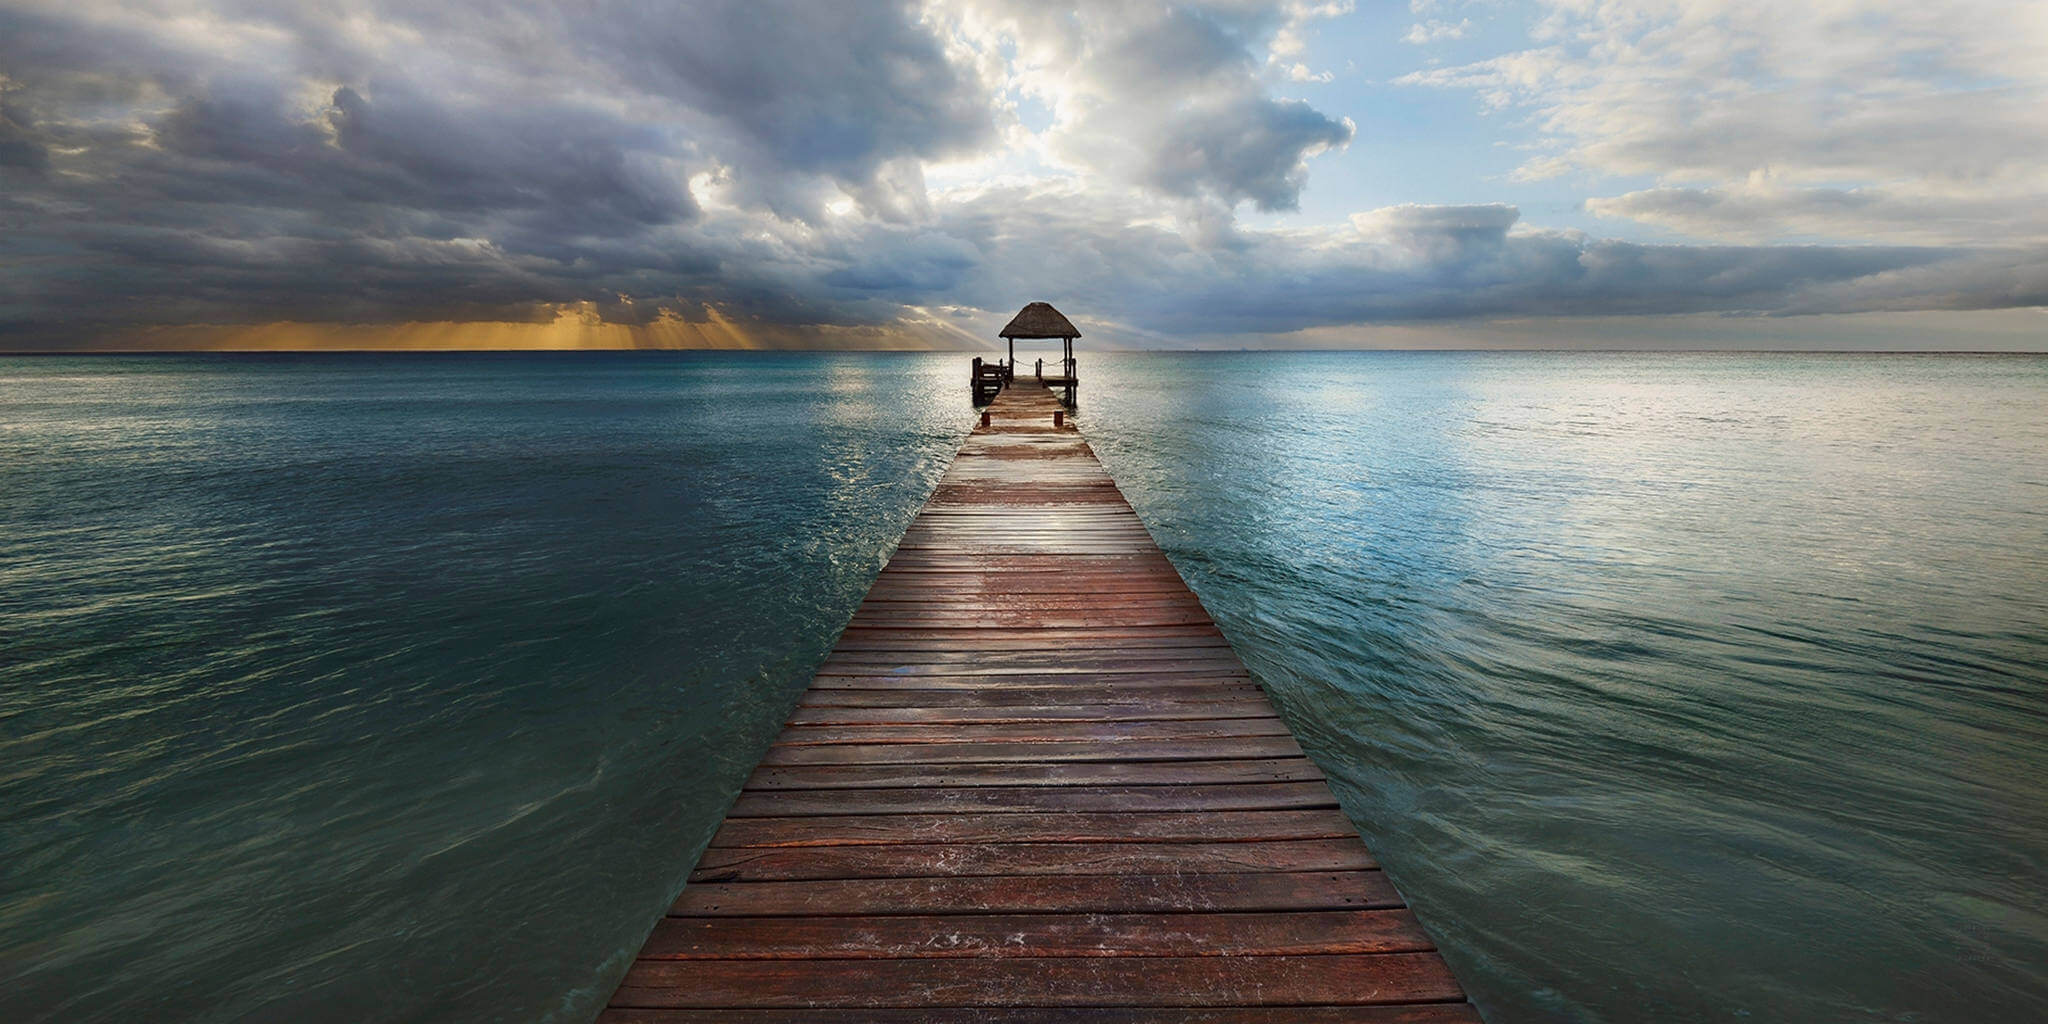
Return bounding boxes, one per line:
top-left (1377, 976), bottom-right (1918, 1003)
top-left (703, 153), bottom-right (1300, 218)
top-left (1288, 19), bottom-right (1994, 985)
top-left (858, 591), bottom-right (1204, 604)
top-left (672, 872), bottom-right (1404, 916)
top-left (861, 559), bottom-right (1186, 575)
top-left (612, 953), bottom-right (1464, 1008)
top-left (602, 1009), bottom-right (1482, 1024)
top-left (844, 612), bottom-right (1216, 628)
top-left (784, 699), bottom-right (1277, 724)
top-left (708, 808), bottom-right (1362, 848)
top-left (856, 585), bottom-right (1202, 595)
top-left (814, 667), bottom-right (1251, 682)
top-left (640, 909), bottom-right (1435, 959)
top-left (727, 782), bottom-right (1337, 817)
top-left (834, 623), bottom-right (1226, 641)
top-left (742, 757), bottom-right (1328, 791)
top-left (796, 684), bottom-right (1268, 708)
top-left (828, 635), bottom-right (1231, 653)
top-left (819, 650), bottom-right (1251, 668)
top-left (809, 672), bottom-right (1258, 689)
top-left (818, 651), bottom-right (1245, 666)
top-left (757, 735), bottom-right (1307, 766)
top-left (773, 718), bottom-right (1293, 745)
top-left (808, 671), bottom-right (1257, 688)
top-left (847, 601), bottom-right (1210, 617)
top-left (689, 838), bottom-right (1377, 882)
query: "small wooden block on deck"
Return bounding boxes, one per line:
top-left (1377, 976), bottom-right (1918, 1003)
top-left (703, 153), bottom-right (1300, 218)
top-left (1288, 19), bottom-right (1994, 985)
top-left (602, 380), bottom-right (1476, 1022)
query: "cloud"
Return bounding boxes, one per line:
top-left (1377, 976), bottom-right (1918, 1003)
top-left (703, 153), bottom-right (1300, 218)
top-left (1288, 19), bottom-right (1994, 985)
top-left (578, 1), bottom-right (995, 219)
top-left (1142, 93), bottom-right (1352, 210)
top-left (0, 0), bottom-right (998, 331)
top-left (1772, 251), bottom-right (2048, 317)
top-left (1403, 19), bottom-right (1471, 44)
top-left (940, 1), bottom-right (1355, 211)
top-left (0, 0), bottom-right (2043, 350)
top-left (774, 193), bottom-right (2000, 338)
top-left (1400, 0), bottom-right (2048, 245)
top-left (1585, 178), bottom-right (2048, 247)
top-left (1350, 203), bottom-right (1522, 264)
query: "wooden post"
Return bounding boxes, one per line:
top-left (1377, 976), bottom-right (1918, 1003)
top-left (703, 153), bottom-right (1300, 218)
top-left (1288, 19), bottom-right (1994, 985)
top-left (1062, 337), bottom-right (1076, 407)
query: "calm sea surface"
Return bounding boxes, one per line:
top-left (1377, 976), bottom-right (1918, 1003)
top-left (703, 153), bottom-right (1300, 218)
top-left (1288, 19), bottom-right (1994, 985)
top-left (3, 351), bottom-right (2044, 1022)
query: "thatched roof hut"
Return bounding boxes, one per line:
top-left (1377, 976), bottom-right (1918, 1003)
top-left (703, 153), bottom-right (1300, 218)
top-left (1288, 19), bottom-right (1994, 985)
top-left (995, 302), bottom-right (1080, 402)
top-left (1000, 302), bottom-right (1080, 340)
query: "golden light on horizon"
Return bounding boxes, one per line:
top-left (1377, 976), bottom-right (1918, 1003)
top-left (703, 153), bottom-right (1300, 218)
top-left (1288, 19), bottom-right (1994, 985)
top-left (76, 301), bottom-right (991, 353)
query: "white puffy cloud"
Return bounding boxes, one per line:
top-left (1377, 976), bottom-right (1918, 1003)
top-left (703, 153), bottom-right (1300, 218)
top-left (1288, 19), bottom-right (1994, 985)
top-left (1403, 18), bottom-right (1471, 44)
top-left (932, 1), bottom-right (1355, 211)
top-left (1401, 0), bottom-right (2048, 245)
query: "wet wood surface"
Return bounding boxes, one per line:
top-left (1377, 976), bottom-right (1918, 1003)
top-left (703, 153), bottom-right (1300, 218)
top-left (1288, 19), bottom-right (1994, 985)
top-left (602, 380), bottom-right (1476, 1022)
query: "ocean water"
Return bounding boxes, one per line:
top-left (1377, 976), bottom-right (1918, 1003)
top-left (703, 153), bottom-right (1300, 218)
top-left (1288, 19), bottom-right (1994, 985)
top-left (0, 353), bottom-right (970, 1021)
top-left (3, 351), bottom-right (2045, 1022)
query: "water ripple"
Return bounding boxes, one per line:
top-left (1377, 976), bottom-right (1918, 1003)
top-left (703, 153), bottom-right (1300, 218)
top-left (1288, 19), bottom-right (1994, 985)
top-left (1082, 351), bottom-right (2048, 1023)
top-left (1, 352), bottom-right (970, 1023)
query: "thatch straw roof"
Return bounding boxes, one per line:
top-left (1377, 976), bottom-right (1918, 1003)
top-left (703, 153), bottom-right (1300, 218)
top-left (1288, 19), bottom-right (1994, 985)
top-left (999, 301), bottom-right (1080, 339)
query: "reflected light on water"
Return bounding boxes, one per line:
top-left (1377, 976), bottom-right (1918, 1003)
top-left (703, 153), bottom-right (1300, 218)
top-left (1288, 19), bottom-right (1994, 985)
top-left (1081, 351), bottom-right (2048, 1023)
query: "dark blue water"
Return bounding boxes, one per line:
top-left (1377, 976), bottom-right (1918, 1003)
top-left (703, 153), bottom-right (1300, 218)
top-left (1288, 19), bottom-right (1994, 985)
top-left (4, 351), bottom-right (2045, 1022)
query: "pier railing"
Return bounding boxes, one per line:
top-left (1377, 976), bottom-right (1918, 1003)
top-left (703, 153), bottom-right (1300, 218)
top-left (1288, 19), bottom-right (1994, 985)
top-left (1033, 356), bottom-right (1078, 406)
top-left (970, 357), bottom-right (1009, 404)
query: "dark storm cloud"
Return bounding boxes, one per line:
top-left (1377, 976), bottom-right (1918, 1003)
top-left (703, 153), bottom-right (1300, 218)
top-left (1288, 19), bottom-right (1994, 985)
top-left (1144, 93), bottom-right (1352, 211)
top-left (0, 0), bottom-right (995, 334)
top-left (0, 92), bottom-right (47, 171)
top-left (809, 192), bottom-right (1988, 336)
top-left (576, 1), bottom-right (991, 218)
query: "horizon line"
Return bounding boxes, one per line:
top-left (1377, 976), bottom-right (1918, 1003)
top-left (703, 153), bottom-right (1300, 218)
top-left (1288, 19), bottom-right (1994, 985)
top-left (5, 347), bottom-right (2044, 356)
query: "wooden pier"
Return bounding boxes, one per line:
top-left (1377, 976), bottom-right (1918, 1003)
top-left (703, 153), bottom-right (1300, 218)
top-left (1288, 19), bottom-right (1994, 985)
top-left (602, 379), bottom-right (1478, 1022)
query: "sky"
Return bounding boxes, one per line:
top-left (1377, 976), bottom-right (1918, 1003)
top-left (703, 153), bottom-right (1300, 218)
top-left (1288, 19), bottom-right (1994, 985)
top-left (2, 0), bottom-right (2044, 351)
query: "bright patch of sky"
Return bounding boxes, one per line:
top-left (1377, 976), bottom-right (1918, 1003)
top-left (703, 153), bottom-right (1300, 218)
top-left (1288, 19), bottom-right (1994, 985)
top-left (1239, 1), bottom-right (1650, 237)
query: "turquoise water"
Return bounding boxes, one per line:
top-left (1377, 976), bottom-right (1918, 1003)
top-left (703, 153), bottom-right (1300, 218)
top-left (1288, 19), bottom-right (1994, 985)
top-left (3, 352), bottom-right (2045, 1021)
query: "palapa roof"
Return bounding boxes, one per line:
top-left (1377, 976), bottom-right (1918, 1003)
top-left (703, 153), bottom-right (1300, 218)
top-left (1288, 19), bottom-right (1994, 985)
top-left (999, 301), bottom-right (1081, 339)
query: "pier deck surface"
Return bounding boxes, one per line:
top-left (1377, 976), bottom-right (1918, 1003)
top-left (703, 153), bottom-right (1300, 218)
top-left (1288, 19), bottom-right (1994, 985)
top-left (602, 380), bottom-right (1477, 1022)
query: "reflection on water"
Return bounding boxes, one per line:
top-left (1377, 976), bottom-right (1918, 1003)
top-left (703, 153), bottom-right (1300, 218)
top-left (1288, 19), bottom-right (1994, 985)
top-left (0, 353), bottom-right (968, 1022)
top-left (4, 351), bottom-right (2045, 1022)
top-left (1081, 351), bottom-right (2048, 1023)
